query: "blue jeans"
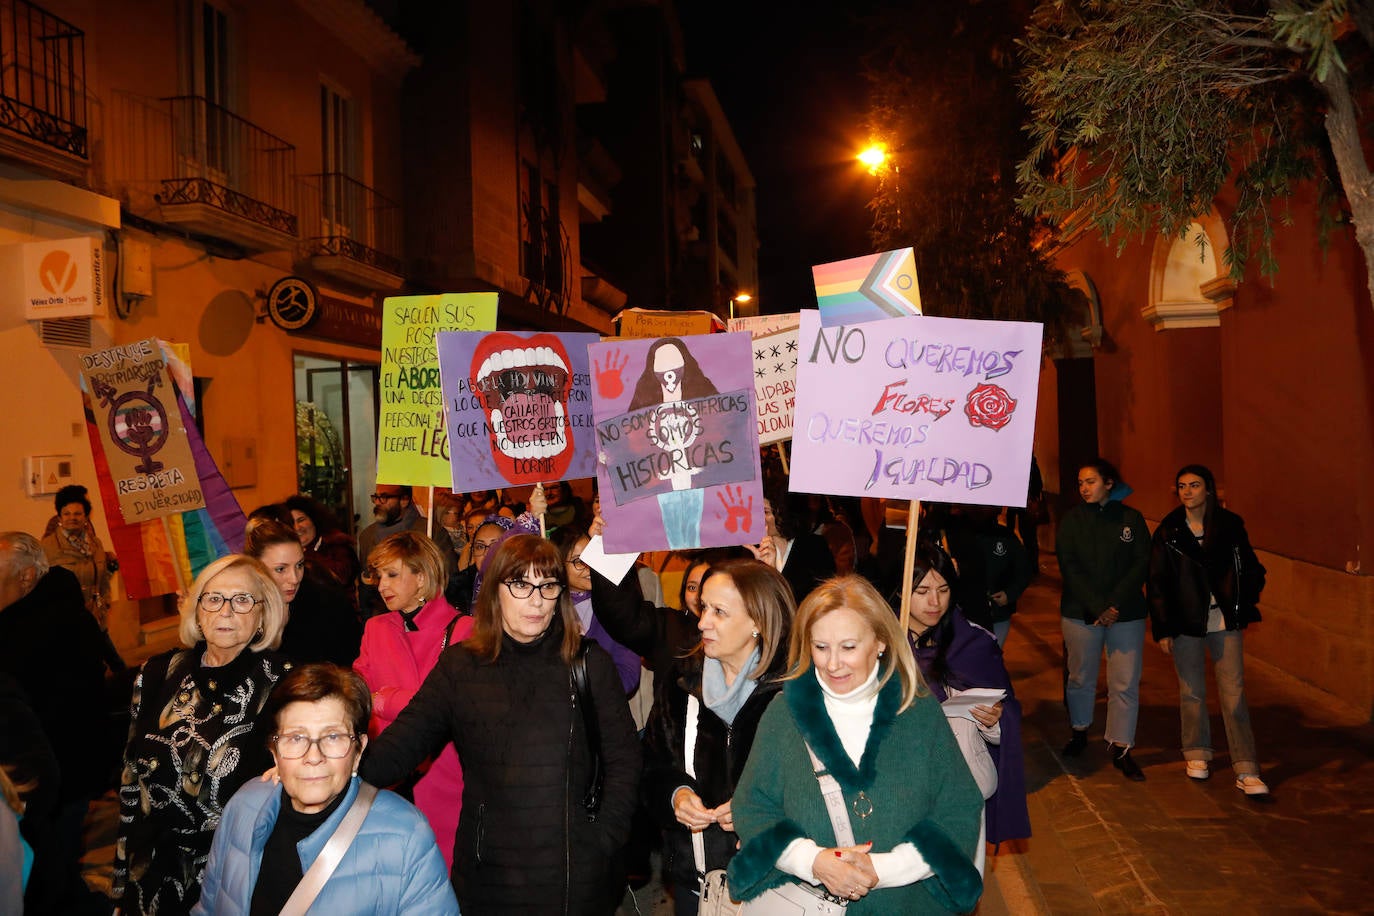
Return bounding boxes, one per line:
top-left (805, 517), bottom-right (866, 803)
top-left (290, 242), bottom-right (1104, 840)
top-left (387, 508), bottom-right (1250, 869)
top-left (1170, 630), bottom-right (1257, 773)
top-left (1062, 617), bottom-right (1145, 747)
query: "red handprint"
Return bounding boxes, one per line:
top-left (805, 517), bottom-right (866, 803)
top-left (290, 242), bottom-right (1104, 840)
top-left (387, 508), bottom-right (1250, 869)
top-left (715, 485), bottom-right (754, 534)
top-left (595, 348), bottom-right (630, 400)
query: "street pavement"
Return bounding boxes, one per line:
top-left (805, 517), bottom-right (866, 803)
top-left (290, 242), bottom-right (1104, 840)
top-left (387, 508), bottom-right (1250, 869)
top-left (980, 559), bottom-right (1374, 915)
top-left (84, 557), bottom-right (1374, 914)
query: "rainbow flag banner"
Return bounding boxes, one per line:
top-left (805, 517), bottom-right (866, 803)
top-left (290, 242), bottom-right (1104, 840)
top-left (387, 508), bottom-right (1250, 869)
top-left (83, 342), bottom-right (245, 599)
top-left (811, 247), bottom-right (922, 327)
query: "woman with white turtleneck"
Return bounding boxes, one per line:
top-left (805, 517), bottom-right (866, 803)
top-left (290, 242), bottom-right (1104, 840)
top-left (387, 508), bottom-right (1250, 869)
top-left (727, 575), bottom-right (985, 915)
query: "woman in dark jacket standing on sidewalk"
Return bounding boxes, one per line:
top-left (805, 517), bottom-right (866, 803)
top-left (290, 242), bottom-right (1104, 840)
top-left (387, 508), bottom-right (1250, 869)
top-left (360, 534), bottom-right (640, 915)
top-left (1147, 464), bottom-right (1269, 797)
top-left (1056, 458), bottom-right (1151, 780)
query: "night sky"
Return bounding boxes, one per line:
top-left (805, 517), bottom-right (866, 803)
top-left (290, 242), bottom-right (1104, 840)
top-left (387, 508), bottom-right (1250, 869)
top-left (680, 1), bottom-right (895, 315)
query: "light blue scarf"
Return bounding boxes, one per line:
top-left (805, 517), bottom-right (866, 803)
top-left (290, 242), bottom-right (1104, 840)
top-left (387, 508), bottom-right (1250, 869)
top-left (701, 646), bottom-right (761, 726)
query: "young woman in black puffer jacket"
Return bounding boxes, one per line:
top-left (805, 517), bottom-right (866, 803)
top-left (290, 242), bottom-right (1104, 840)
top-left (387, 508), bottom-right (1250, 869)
top-left (1147, 464), bottom-right (1269, 798)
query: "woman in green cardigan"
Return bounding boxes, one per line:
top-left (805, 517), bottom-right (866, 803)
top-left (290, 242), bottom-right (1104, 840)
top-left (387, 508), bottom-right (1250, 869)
top-left (727, 575), bottom-right (984, 914)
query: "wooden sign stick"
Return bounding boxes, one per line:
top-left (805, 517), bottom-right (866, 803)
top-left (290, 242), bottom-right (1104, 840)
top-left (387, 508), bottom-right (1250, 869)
top-left (897, 498), bottom-right (922, 636)
top-left (426, 486), bottom-right (435, 538)
top-left (776, 442), bottom-right (790, 476)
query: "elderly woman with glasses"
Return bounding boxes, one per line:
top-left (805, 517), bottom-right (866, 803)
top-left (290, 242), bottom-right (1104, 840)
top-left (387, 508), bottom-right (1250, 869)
top-left (353, 531), bottom-right (472, 871)
top-left (361, 533), bottom-right (641, 915)
top-left (193, 664), bottom-right (458, 915)
top-left (114, 555), bottom-right (291, 916)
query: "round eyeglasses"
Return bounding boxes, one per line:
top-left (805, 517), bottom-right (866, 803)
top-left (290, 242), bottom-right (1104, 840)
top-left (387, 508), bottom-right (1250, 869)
top-left (503, 579), bottom-right (564, 600)
top-left (566, 556), bottom-right (589, 574)
top-left (197, 592), bottom-right (261, 614)
top-left (273, 732), bottom-right (358, 759)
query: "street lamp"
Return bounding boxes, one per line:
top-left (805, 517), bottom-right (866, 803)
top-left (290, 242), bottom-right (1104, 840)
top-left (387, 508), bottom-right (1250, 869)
top-left (858, 143), bottom-right (888, 175)
top-left (729, 292), bottom-right (751, 319)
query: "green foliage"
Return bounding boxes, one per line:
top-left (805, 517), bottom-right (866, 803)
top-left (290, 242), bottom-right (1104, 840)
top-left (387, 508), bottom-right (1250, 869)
top-left (862, 1), bottom-right (1081, 349)
top-left (1016, 0), bottom-right (1354, 279)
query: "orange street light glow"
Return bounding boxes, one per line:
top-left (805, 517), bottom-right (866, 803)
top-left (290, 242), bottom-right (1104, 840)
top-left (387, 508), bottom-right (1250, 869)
top-left (858, 144), bottom-right (887, 174)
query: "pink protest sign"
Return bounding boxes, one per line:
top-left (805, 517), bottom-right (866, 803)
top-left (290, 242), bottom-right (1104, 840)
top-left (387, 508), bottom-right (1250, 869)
top-left (590, 333), bottom-right (764, 553)
top-left (789, 310), bottom-right (1042, 506)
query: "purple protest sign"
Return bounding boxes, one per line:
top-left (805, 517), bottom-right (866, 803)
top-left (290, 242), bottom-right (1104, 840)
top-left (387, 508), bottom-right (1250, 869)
top-left (789, 310), bottom-right (1042, 506)
top-left (436, 330), bottom-right (599, 489)
top-left (590, 334), bottom-right (765, 552)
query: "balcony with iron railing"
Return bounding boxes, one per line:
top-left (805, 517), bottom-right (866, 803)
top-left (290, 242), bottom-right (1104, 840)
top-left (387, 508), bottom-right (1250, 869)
top-left (104, 92), bottom-right (297, 251)
top-left (0, 0), bottom-right (87, 177)
top-left (297, 172), bottom-right (404, 289)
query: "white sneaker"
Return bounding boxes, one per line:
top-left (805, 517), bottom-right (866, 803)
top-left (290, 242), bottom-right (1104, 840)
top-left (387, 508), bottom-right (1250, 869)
top-left (1236, 775), bottom-right (1270, 796)
top-left (1185, 760), bottom-right (1210, 780)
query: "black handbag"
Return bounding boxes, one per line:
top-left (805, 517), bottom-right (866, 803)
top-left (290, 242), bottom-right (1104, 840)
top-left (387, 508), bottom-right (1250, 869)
top-left (570, 638), bottom-right (603, 819)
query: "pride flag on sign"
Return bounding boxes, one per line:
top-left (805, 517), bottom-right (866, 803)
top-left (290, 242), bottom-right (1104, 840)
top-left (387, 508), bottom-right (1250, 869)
top-left (83, 342), bottom-right (246, 599)
top-left (811, 247), bottom-right (922, 327)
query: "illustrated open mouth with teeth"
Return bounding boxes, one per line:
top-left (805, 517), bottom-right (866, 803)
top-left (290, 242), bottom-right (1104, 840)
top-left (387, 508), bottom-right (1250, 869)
top-left (470, 332), bottom-right (575, 483)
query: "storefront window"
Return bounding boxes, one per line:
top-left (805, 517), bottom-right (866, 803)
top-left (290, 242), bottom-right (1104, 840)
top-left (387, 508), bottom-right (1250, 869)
top-left (293, 354), bottom-right (378, 534)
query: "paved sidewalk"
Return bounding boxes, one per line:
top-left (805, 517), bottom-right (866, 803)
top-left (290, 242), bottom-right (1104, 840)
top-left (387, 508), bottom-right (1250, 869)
top-left (980, 560), bottom-right (1374, 915)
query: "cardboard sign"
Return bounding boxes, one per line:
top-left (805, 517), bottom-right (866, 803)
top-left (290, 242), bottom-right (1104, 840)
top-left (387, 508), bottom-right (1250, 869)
top-left (727, 312), bottom-right (801, 335)
top-left (589, 333), bottom-right (764, 552)
top-left (79, 338), bottom-right (205, 523)
top-left (789, 311), bottom-right (1042, 507)
top-left (377, 293), bottom-right (498, 486)
top-left (617, 308), bottom-right (723, 339)
top-left (812, 247), bottom-right (921, 327)
top-left (437, 330), bottom-right (599, 490)
top-left (749, 325), bottom-right (799, 445)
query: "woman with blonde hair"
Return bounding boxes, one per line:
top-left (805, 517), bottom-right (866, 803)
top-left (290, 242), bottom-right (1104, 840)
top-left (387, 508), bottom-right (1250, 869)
top-left (114, 555), bottom-right (290, 915)
top-left (353, 531), bottom-right (471, 870)
top-left (727, 575), bottom-right (983, 914)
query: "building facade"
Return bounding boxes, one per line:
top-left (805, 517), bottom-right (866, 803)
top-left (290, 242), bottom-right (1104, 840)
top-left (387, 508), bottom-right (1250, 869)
top-left (1039, 179), bottom-right (1374, 711)
top-left (0, 0), bottom-right (757, 657)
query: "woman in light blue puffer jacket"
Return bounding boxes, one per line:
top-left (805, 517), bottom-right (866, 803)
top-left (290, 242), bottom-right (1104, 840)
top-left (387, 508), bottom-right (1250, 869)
top-left (193, 664), bottom-right (458, 916)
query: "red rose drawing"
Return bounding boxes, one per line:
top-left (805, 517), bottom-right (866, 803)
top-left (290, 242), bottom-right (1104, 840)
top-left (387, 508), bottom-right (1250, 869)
top-left (964, 383), bottom-right (1017, 431)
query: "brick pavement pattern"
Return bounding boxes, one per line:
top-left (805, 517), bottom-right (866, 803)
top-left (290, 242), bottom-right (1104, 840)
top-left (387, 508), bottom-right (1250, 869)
top-left (984, 560), bottom-right (1374, 915)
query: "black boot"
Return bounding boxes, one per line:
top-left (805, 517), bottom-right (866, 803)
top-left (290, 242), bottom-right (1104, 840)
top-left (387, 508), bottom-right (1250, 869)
top-left (1062, 728), bottom-right (1088, 757)
top-left (1112, 745), bottom-right (1145, 781)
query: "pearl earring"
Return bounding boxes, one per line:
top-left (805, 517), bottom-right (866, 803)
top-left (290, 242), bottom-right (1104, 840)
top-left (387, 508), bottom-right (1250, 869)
top-left (751, 629), bottom-right (759, 639)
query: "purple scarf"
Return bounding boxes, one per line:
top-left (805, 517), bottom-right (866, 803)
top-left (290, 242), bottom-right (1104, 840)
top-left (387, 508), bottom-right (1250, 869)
top-left (911, 609), bottom-right (1031, 845)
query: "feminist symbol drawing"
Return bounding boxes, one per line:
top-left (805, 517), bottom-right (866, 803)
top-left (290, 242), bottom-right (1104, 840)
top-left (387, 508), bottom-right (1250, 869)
top-left (93, 375), bottom-right (170, 474)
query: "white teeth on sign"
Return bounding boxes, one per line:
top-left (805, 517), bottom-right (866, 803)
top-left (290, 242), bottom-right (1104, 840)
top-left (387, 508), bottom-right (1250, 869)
top-left (476, 346), bottom-right (569, 392)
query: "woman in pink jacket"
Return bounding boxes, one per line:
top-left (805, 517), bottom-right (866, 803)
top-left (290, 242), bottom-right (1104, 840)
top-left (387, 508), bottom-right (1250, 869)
top-left (354, 531), bottom-right (472, 869)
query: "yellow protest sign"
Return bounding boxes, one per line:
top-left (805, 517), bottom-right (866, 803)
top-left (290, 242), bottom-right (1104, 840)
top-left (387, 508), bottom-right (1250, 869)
top-left (377, 293), bottom-right (498, 486)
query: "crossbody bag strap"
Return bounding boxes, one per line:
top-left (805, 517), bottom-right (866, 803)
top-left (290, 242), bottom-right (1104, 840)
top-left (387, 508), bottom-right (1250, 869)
top-left (803, 742), bottom-right (855, 848)
top-left (278, 781), bottom-right (379, 916)
top-left (571, 639), bottom-right (603, 818)
top-left (685, 693), bottom-right (706, 875)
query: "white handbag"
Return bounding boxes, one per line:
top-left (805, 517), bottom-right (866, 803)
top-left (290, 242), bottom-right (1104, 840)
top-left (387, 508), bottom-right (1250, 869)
top-left (687, 694), bottom-right (745, 916)
top-left (738, 742), bottom-right (854, 915)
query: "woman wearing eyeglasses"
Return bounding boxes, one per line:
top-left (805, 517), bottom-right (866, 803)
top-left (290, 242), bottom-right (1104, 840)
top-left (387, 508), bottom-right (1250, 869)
top-left (353, 531), bottom-right (472, 872)
top-left (193, 664), bottom-right (458, 915)
top-left (361, 533), bottom-right (641, 915)
top-left (113, 555), bottom-right (290, 916)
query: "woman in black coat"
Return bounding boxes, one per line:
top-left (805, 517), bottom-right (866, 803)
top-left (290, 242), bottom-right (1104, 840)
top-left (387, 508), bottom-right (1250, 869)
top-left (1147, 464), bottom-right (1269, 797)
top-left (360, 534), bottom-right (640, 915)
top-left (598, 558), bottom-right (792, 916)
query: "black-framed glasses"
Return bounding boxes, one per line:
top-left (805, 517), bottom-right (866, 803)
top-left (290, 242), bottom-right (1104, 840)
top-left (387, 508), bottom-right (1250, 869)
top-left (370, 492), bottom-right (401, 502)
top-left (503, 579), bottom-right (564, 600)
top-left (472, 540), bottom-right (497, 557)
top-left (272, 732), bottom-right (358, 759)
top-left (198, 592), bottom-right (261, 614)
top-left (566, 556), bottom-right (589, 574)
